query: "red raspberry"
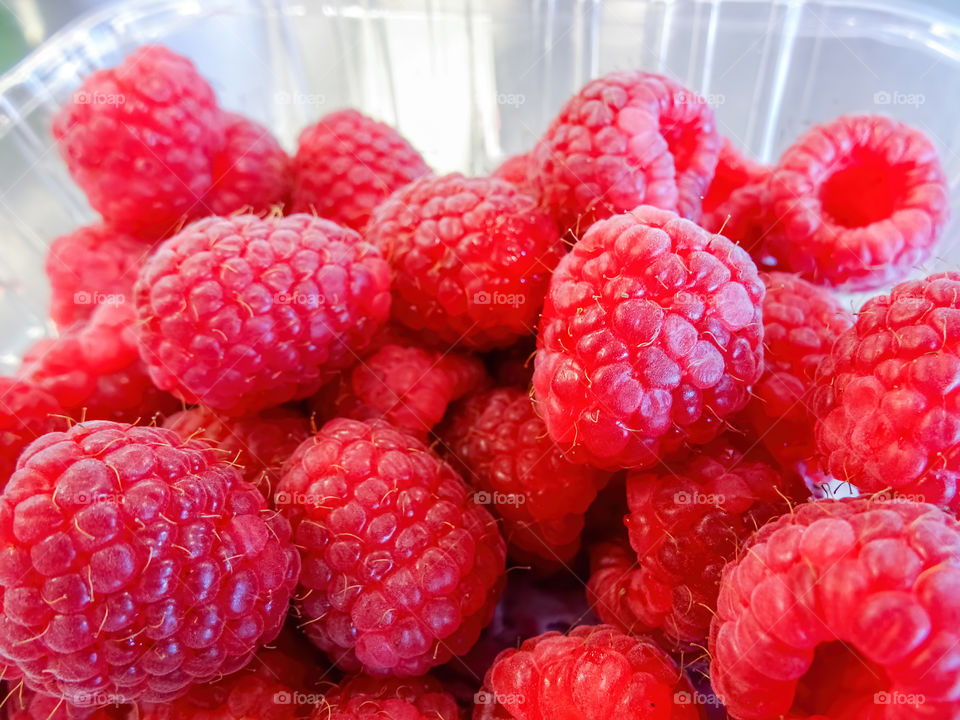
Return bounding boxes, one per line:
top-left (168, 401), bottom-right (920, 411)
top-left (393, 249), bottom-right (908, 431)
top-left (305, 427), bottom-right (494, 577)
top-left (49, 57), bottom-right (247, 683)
top-left (491, 154), bottom-right (534, 195)
top-left (528, 71), bottom-right (721, 236)
top-left (367, 174), bottom-right (563, 350)
top-left (533, 205), bottom-right (764, 469)
top-left (588, 441), bottom-right (805, 645)
top-left (163, 406), bottom-right (312, 499)
top-left (744, 273), bottom-right (853, 469)
top-left (710, 498), bottom-right (960, 719)
top-left (311, 343), bottom-right (485, 439)
top-left (701, 138), bottom-right (766, 217)
top-left (4, 688), bottom-right (128, 720)
top-left (318, 675), bottom-right (459, 720)
top-left (814, 272), bottom-right (960, 508)
top-left (134, 214), bottom-right (390, 415)
top-left (52, 46), bottom-right (223, 239)
top-left (204, 113), bottom-right (291, 216)
top-left (702, 180), bottom-right (779, 271)
top-left (766, 115), bottom-right (949, 290)
top-left (45, 224), bottom-right (150, 329)
top-left (276, 418), bottom-right (506, 676)
top-left (474, 624), bottom-right (701, 720)
top-left (290, 109), bottom-right (431, 232)
top-left (439, 387), bottom-right (609, 569)
top-left (137, 644), bottom-right (317, 720)
top-left (0, 378), bottom-right (63, 486)
top-left (20, 303), bottom-right (179, 424)
top-left (0, 421), bottom-right (300, 704)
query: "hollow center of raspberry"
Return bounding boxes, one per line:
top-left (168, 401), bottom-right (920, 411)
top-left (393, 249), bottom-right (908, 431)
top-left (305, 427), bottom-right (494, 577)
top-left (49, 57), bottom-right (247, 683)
top-left (819, 157), bottom-right (908, 228)
top-left (790, 641), bottom-right (888, 716)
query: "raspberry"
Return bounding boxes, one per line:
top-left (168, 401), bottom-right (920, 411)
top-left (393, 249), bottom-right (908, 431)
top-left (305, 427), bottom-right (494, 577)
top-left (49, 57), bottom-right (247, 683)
top-left (439, 387), bottom-right (609, 568)
top-left (701, 180), bottom-right (779, 271)
top-left (276, 418), bottom-right (506, 676)
top-left (710, 498), bottom-right (960, 719)
top-left (4, 688), bottom-right (128, 720)
top-left (701, 138), bottom-right (766, 217)
top-left (744, 273), bottom-right (853, 468)
top-left (766, 115), bottom-right (949, 290)
top-left (367, 174), bottom-right (563, 350)
top-left (52, 46), bottom-right (223, 238)
top-left (491, 154), bottom-right (533, 194)
top-left (0, 421), bottom-right (300, 704)
top-left (588, 441), bottom-right (805, 645)
top-left (813, 272), bottom-right (960, 508)
top-left (475, 624), bottom-right (701, 720)
top-left (134, 214), bottom-right (390, 415)
top-left (45, 224), bottom-right (150, 329)
top-left (318, 675), bottom-right (459, 720)
top-left (290, 109), bottom-right (431, 231)
top-left (204, 113), bottom-right (291, 216)
top-left (533, 205), bottom-right (765, 469)
top-left (311, 343), bottom-right (485, 439)
top-left (528, 71), bottom-right (721, 236)
top-left (20, 303), bottom-right (179, 424)
top-left (163, 406), bottom-right (312, 499)
top-left (137, 644), bottom-right (317, 720)
top-left (0, 378), bottom-right (63, 486)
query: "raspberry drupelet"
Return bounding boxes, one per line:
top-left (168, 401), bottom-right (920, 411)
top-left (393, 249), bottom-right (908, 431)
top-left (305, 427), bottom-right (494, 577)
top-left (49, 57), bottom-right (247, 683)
top-left (366, 173), bottom-right (564, 350)
top-left (310, 342), bottom-right (486, 439)
top-left (533, 205), bottom-right (765, 470)
top-left (4, 688), bottom-right (129, 720)
top-left (45, 224), bottom-right (150, 330)
top-left (744, 272), bottom-right (854, 469)
top-left (204, 112), bottom-right (291, 216)
top-left (473, 624), bottom-right (702, 720)
top-left (588, 440), bottom-right (806, 646)
top-left (52, 46), bottom-right (223, 239)
top-left (0, 421), bottom-right (300, 705)
top-left (0, 378), bottom-right (64, 486)
top-left (766, 114), bottom-right (949, 290)
top-left (134, 213), bottom-right (391, 415)
top-left (710, 497), bottom-right (960, 719)
top-left (700, 138), bottom-right (767, 218)
top-left (20, 302), bottom-right (179, 424)
top-left (814, 272), bottom-right (960, 509)
top-left (316, 675), bottom-right (460, 720)
top-left (290, 109), bottom-right (431, 232)
top-left (439, 387), bottom-right (609, 569)
top-left (163, 405), bottom-right (313, 500)
top-left (276, 418), bottom-right (506, 676)
top-left (528, 70), bottom-right (721, 236)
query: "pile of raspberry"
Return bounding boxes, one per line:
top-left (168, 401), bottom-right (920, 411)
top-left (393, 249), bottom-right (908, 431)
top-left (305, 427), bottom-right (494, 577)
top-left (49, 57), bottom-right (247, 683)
top-left (0, 42), bottom-right (957, 720)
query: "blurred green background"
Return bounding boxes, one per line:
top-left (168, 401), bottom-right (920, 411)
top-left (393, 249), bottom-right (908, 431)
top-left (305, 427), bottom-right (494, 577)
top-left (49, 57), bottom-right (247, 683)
top-left (2, 0), bottom-right (959, 75)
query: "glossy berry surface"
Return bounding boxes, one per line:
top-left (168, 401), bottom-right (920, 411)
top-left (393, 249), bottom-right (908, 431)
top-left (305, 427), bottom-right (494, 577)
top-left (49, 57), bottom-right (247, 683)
top-left (0, 378), bottom-right (63, 486)
top-left (366, 173), bottom-right (564, 350)
top-left (534, 205), bottom-right (764, 469)
top-left (276, 418), bottom-right (506, 676)
top-left (135, 213), bottom-right (390, 415)
top-left (710, 498), bottom-right (960, 719)
top-left (316, 675), bottom-right (460, 720)
top-left (0, 421), bottom-right (300, 705)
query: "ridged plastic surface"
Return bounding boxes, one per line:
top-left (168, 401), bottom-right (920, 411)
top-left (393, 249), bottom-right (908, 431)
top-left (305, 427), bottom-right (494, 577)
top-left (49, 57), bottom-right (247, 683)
top-left (1, 0), bottom-right (960, 370)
